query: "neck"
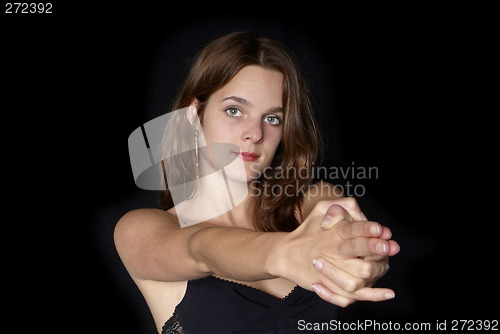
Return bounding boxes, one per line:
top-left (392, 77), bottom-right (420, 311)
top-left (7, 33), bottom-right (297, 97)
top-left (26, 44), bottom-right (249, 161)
top-left (173, 168), bottom-right (255, 229)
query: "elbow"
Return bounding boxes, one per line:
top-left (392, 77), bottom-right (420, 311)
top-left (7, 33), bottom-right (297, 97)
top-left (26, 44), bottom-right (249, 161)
top-left (114, 210), bottom-right (144, 276)
top-left (114, 209), bottom-right (166, 280)
top-left (186, 227), bottom-right (213, 276)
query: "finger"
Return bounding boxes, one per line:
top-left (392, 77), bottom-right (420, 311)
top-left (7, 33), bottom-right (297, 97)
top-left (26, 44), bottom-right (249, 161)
top-left (313, 280), bottom-right (395, 303)
top-left (363, 253), bottom-right (387, 262)
top-left (313, 258), bottom-right (365, 292)
top-left (364, 240), bottom-right (399, 261)
top-left (380, 226), bottom-right (392, 240)
top-left (365, 240), bottom-right (399, 259)
top-left (312, 283), bottom-right (356, 308)
top-left (325, 257), bottom-right (388, 280)
top-left (320, 204), bottom-right (352, 229)
top-left (314, 197), bottom-right (363, 223)
top-left (335, 197), bottom-right (364, 221)
top-left (336, 220), bottom-right (383, 239)
top-left (336, 237), bottom-right (390, 258)
top-left (352, 287), bottom-right (395, 302)
top-left (387, 239), bottom-right (400, 256)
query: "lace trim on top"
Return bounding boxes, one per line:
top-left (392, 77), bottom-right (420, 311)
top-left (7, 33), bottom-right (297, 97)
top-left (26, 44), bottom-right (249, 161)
top-left (211, 275), bottom-right (300, 301)
top-left (162, 276), bottom-right (302, 333)
top-left (161, 313), bottom-right (186, 334)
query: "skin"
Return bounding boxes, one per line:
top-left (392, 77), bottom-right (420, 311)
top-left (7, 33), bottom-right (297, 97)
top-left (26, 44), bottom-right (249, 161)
top-left (115, 65), bottom-right (400, 333)
top-left (200, 65), bottom-right (284, 184)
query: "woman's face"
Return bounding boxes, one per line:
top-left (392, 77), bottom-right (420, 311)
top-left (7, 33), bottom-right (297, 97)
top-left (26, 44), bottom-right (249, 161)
top-left (200, 65), bottom-right (284, 181)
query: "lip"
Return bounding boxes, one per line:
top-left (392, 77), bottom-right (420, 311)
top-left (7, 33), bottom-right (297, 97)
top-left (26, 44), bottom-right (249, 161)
top-left (234, 151), bottom-right (260, 162)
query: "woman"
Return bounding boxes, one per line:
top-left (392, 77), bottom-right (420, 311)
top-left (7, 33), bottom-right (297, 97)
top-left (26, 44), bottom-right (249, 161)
top-left (115, 32), bottom-right (400, 333)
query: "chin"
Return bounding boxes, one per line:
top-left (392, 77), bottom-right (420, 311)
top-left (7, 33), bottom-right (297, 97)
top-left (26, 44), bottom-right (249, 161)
top-left (221, 156), bottom-right (251, 183)
top-left (245, 171), bottom-right (262, 182)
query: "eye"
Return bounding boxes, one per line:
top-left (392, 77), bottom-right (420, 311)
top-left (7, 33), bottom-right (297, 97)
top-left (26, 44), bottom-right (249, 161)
top-left (225, 107), bottom-right (242, 117)
top-left (264, 115), bottom-right (281, 126)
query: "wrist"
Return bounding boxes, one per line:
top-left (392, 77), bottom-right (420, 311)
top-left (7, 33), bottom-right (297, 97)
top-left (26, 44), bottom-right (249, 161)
top-left (264, 232), bottom-right (290, 278)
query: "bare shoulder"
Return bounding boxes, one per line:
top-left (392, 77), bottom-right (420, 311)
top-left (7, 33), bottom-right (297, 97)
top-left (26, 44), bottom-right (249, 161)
top-left (114, 208), bottom-right (179, 276)
top-left (116, 208), bottom-right (177, 230)
top-left (114, 209), bottom-right (177, 249)
top-left (301, 181), bottom-right (344, 219)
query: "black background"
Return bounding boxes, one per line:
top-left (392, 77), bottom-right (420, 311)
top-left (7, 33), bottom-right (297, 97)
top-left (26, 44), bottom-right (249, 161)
top-left (2, 3), bottom-right (496, 333)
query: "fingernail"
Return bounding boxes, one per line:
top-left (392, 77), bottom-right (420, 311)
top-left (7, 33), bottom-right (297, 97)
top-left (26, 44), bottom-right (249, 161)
top-left (360, 212), bottom-right (368, 221)
top-left (319, 215), bottom-right (334, 229)
top-left (376, 242), bottom-right (387, 254)
top-left (313, 259), bottom-right (323, 271)
top-left (312, 284), bottom-right (322, 295)
top-left (384, 292), bottom-right (395, 299)
top-left (370, 224), bottom-right (381, 235)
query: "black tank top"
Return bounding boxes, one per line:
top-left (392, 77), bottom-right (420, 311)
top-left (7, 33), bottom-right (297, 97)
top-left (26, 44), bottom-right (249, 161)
top-left (162, 275), bottom-right (338, 333)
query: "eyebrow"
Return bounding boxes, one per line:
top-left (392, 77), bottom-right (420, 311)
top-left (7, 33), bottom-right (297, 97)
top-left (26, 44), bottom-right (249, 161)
top-left (222, 96), bottom-right (251, 106)
top-left (222, 95), bottom-right (284, 114)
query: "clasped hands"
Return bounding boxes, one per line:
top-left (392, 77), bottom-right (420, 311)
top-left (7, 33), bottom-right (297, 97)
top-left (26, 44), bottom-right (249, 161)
top-left (276, 197), bottom-right (400, 307)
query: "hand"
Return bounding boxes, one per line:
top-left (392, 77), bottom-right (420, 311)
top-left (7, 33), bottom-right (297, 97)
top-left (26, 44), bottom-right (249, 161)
top-left (312, 203), bottom-right (400, 306)
top-left (316, 197), bottom-right (400, 259)
top-left (271, 198), bottom-right (399, 307)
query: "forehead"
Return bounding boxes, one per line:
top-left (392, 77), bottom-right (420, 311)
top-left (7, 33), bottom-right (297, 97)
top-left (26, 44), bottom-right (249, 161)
top-left (213, 65), bottom-right (284, 107)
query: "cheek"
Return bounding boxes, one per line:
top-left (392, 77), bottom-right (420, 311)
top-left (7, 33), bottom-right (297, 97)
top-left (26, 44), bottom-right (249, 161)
top-left (268, 129), bottom-right (282, 150)
top-left (202, 124), bottom-right (236, 145)
top-left (200, 116), bottom-right (222, 145)
top-left (263, 130), bottom-right (282, 161)
top-left (200, 109), bottom-right (236, 144)
top-left (199, 107), bottom-right (219, 142)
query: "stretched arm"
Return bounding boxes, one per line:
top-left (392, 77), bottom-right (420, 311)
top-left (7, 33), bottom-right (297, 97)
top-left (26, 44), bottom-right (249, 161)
top-left (115, 202), bottom-right (396, 306)
top-left (114, 208), bottom-right (283, 282)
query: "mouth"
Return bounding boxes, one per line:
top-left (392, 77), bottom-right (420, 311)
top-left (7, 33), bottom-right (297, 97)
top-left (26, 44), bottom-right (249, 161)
top-left (234, 151), bottom-right (260, 162)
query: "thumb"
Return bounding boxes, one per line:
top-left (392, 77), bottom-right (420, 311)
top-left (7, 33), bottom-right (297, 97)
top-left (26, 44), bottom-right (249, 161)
top-left (320, 204), bottom-right (352, 230)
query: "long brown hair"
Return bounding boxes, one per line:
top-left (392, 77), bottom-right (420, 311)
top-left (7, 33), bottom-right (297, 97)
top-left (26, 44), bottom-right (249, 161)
top-left (161, 31), bottom-right (322, 232)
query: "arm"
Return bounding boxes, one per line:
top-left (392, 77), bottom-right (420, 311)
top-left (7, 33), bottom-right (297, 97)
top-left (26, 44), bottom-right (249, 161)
top-left (114, 208), bottom-right (282, 282)
top-left (113, 197), bottom-right (368, 283)
top-left (115, 203), bottom-right (396, 305)
top-left (115, 179), bottom-right (399, 308)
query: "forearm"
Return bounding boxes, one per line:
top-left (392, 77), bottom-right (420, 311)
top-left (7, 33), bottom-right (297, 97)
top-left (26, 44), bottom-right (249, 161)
top-left (189, 226), bottom-right (286, 281)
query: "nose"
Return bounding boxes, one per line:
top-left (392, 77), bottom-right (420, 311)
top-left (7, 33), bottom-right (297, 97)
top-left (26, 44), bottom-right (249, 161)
top-left (241, 117), bottom-right (263, 143)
